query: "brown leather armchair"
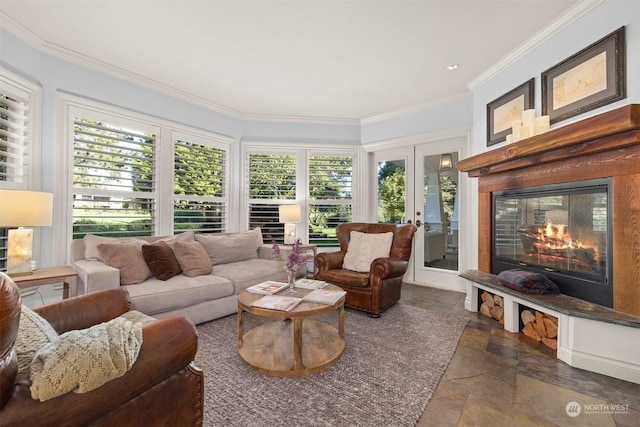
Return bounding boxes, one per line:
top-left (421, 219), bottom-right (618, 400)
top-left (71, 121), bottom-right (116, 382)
top-left (315, 223), bottom-right (417, 317)
top-left (0, 273), bottom-right (203, 427)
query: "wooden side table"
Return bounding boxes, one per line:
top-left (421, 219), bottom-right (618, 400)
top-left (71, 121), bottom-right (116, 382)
top-left (10, 266), bottom-right (78, 299)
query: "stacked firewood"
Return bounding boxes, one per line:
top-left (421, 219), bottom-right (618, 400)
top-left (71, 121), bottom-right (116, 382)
top-left (478, 291), bottom-right (558, 351)
top-left (479, 291), bottom-right (504, 324)
top-left (521, 310), bottom-right (558, 350)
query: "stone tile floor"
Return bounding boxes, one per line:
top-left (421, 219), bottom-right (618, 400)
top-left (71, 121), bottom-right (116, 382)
top-left (399, 283), bottom-right (640, 427)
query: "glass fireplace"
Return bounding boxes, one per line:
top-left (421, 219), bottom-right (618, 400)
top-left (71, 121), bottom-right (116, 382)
top-left (492, 178), bottom-right (612, 307)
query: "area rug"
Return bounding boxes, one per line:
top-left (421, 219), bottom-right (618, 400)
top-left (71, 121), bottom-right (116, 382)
top-left (195, 303), bottom-right (468, 427)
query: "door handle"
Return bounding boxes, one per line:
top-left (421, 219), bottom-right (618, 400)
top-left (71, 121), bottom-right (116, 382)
top-left (415, 219), bottom-right (422, 228)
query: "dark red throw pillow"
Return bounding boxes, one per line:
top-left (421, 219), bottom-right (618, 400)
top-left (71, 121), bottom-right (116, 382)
top-left (141, 241), bottom-right (182, 281)
top-left (497, 269), bottom-right (560, 295)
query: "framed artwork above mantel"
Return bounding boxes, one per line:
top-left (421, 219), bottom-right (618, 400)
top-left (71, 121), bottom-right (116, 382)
top-left (486, 79), bottom-right (534, 147)
top-left (542, 26), bottom-right (626, 125)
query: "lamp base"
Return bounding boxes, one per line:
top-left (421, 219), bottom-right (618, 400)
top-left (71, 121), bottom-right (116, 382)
top-left (284, 223), bottom-right (296, 245)
top-left (7, 228), bottom-right (34, 276)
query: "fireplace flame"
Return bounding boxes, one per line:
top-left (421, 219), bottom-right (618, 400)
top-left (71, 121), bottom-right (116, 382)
top-left (533, 221), bottom-right (598, 263)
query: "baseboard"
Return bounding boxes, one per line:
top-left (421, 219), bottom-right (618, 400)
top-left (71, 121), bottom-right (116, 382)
top-left (558, 346), bottom-right (640, 385)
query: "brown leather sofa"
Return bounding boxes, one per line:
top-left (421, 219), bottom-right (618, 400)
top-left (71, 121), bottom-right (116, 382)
top-left (0, 273), bottom-right (203, 427)
top-left (315, 222), bottom-right (417, 317)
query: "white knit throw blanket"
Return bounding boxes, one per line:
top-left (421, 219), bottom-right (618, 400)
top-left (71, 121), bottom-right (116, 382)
top-left (30, 317), bottom-right (143, 401)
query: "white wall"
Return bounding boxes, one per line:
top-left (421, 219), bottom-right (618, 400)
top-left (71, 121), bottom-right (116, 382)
top-left (467, 0), bottom-right (640, 268)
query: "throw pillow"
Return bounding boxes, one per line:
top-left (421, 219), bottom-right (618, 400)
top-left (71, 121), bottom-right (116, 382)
top-left (141, 241), bottom-right (182, 281)
top-left (343, 231), bottom-right (394, 272)
top-left (15, 305), bottom-right (58, 375)
top-left (98, 241), bottom-right (152, 285)
top-left (173, 241), bottom-right (213, 277)
top-left (194, 227), bottom-right (262, 265)
top-left (497, 269), bottom-right (560, 294)
top-left (155, 231), bottom-right (195, 248)
top-left (83, 234), bottom-right (147, 261)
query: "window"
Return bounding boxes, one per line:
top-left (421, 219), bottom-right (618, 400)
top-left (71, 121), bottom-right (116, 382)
top-left (246, 147), bottom-right (354, 246)
top-left (66, 99), bottom-right (231, 242)
top-left (247, 152), bottom-right (297, 241)
top-left (308, 154), bottom-right (353, 246)
top-left (1, 69), bottom-right (41, 270)
top-left (174, 132), bottom-right (228, 233)
top-left (71, 112), bottom-right (158, 238)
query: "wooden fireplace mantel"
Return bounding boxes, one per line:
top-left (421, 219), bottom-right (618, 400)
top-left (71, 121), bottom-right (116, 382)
top-left (458, 104), bottom-right (640, 177)
top-left (459, 104), bottom-right (640, 316)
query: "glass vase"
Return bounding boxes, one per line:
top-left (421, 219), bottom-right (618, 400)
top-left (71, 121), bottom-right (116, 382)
top-left (286, 268), bottom-right (297, 295)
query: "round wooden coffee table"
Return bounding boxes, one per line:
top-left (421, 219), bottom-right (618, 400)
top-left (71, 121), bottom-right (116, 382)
top-left (237, 284), bottom-right (345, 377)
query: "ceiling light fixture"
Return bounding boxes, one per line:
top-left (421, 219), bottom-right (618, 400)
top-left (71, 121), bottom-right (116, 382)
top-left (447, 64), bottom-right (459, 71)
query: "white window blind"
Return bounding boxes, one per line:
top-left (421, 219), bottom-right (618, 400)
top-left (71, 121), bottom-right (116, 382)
top-left (72, 113), bottom-right (158, 238)
top-left (247, 153), bottom-right (297, 241)
top-left (0, 90), bottom-right (29, 184)
top-left (174, 135), bottom-right (228, 233)
top-left (308, 154), bottom-right (353, 246)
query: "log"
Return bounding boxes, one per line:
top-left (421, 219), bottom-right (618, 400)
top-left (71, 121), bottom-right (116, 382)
top-left (480, 303), bottom-right (492, 318)
top-left (543, 317), bottom-right (558, 338)
top-left (491, 306), bottom-right (504, 321)
top-left (542, 337), bottom-right (558, 350)
top-left (485, 293), bottom-right (495, 308)
top-left (533, 311), bottom-right (547, 337)
top-left (522, 322), bottom-right (542, 341)
top-left (493, 295), bottom-right (503, 307)
top-left (521, 310), bottom-right (535, 326)
top-left (481, 291), bottom-right (488, 302)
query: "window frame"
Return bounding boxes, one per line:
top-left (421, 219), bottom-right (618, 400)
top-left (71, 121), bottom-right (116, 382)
top-left (243, 142), bottom-right (357, 245)
top-left (0, 68), bottom-right (42, 271)
top-left (60, 94), bottom-right (232, 258)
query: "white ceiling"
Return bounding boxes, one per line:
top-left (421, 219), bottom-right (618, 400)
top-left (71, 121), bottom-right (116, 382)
top-left (0, 1), bottom-right (579, 122)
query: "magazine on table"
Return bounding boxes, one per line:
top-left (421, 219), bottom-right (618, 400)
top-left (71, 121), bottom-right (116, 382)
top-left (294, 278), bottom-right (327, 289)
top-left (246, 281), bottom-right (289, 295)
top-left (302, 289), bottom-right (346, 305)
top-left (250, 295), bottom-right (303, 312)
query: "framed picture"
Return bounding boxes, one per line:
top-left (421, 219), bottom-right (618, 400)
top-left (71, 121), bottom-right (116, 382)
top-left (486, 78), bottom-right (534, 146)
top-left (542, 26), bottom-right (625, 124)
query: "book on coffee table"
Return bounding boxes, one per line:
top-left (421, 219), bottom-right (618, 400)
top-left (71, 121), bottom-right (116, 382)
top-left (246, 281), bottom-right (289, 295)
top-left (294, 278), bottom-right (327, 289)
top-left (251, 295), bottom-right (303, 311)
top-left (302, 289), bottom-right (346, 305)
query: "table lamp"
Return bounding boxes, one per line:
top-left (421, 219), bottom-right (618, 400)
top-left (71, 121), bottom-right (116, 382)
top-left (0, 190), bottom-right (53, 276)
top-left (279, 204), bottom-right (301, 244)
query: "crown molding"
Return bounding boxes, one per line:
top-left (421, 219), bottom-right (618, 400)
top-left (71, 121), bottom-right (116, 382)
top-left (361, 93), bottom-right (472, 125)
top-left (362, 125), bottom-right (470, 151)
top-left (468, 0), bottom-right (603, 91)
top-left (0, 11), bottom-right (360, 126)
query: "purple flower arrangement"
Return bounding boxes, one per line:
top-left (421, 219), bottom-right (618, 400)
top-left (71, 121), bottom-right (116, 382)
top-left (270, 236), bottom-right (310, 271)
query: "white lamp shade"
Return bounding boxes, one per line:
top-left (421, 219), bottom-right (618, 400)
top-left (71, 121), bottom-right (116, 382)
top-left (279, 205), bottom-right (301, 223)
top-left (0, 190), bottom-right (53, 227)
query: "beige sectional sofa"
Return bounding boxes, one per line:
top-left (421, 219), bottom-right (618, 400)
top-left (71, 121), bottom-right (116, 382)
top-left (70, 228), bottom-right (302, 325)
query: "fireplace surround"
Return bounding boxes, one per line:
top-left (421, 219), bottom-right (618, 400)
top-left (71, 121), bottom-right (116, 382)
top-left (458, 104), bottom-right (640, 383)
top-left (459, 104), bottom-right (640, 317)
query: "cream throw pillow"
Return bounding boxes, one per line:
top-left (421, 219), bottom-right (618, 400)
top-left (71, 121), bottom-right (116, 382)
top-left (194, 227), bottom-right (263, 265)
top-left (83, 234), bottom-right (145, 261)
top-left (15, 305), bottom-right (58, 375)
top-left (342, 231), bottom-right (394, 272)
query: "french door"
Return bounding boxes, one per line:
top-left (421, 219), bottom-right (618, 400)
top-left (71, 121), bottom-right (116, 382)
top-left (372, 137), bottom-right (467, 291)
